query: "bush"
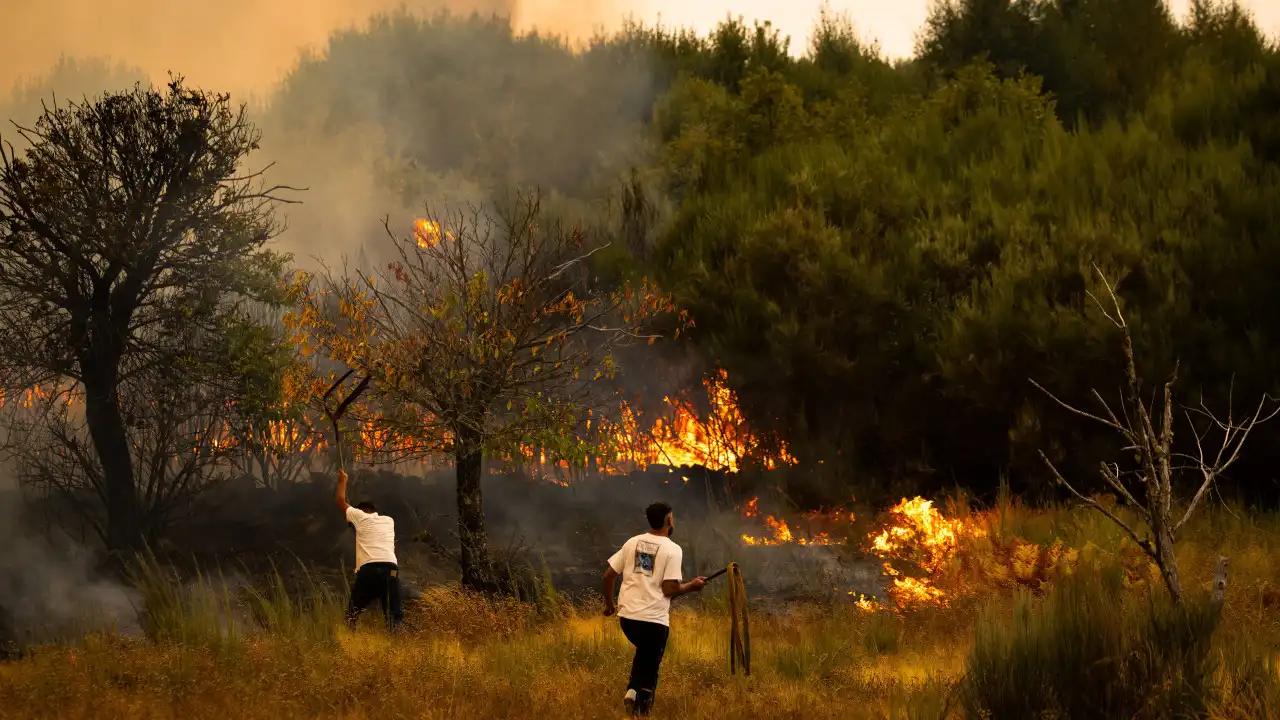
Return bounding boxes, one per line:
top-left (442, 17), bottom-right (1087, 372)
top-left (961, 567), bottom-right (1226, 718)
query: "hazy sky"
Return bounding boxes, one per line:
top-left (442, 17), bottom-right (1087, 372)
top-left (2, 0), bottom-right (1278, 96)
top-left (643, 0), bottom-right (1280, 59)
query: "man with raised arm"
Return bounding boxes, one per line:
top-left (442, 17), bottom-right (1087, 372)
top-left (335, 469), bottom-right (403, 632)
top-left (603, 501), bottom-right (707, 716)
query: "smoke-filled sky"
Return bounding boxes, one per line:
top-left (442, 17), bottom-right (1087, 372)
top-left (5, 0), bottom-right (1276, 97)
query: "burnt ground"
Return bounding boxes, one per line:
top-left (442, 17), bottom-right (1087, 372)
top-left (0, 466), bottom-right (890, 653)
top-left (171, 465), bottom-right (888, 604)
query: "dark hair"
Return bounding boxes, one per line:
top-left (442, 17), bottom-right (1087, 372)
top-left (645, 502), bottom-right (672, 530)
top-left (356, 501), bottom-right (377, 513)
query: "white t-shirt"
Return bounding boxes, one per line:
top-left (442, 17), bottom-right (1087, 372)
top-left (346, 506), bottom-right (398, 570)
top-left (608, 533), bottom-right (684, 626)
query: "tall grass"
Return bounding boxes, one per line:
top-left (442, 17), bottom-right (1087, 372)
top-left (241, 559), bottom-right (344, 643)
top-left (959, 565), bottom-right (1272, 719)
top-left (128, 550), bottom-right (345, 649)
top-left (127, 549), bottom-right (241, 649)
top-left (4, 504), bottom-right (1280, 719)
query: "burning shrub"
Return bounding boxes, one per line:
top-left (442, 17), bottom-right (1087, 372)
top-left (864, 497), bottom-right (987, 610)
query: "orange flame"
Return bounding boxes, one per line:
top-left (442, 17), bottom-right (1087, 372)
top-left (866, 497), bottom-right (986, 610)
top-left (413, 218), bottom-right (458, 248)
top-left (6, 366), bottom-right (791, 484)
top-left (596, 370), bottom-right (795, 475)
top-left (413, 219), bottom-right (443, 248)
top-left (734, 495), bottom-right (982, 610)
top-left (739, 496), bottom-right (850, 546)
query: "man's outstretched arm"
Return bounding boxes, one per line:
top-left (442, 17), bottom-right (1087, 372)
top-left (334, 469), bottom-right (350, 512)
top-left (662, 577), bottom-right (707, 598)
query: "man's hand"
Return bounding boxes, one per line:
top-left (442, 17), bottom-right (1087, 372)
top-left (337, 469), bottom-right (347, 483)
top-left (688, 576), bottom-right (708, 592)
top-left (603, 601), bottom-right (616, 617)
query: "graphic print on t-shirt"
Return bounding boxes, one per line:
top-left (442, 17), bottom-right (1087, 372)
top-left (634, 540), bottom-right (660, 576)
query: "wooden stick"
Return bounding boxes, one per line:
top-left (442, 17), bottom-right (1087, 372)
top-left (321, 370), bottom-right (372, 471)
top-left (704, 567), bottom-right (729, 582)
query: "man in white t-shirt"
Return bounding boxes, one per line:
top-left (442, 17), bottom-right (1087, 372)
top-left (335, 469), bottom-right (403, 632)
top-left (603, 501), bottom-right (706, 716)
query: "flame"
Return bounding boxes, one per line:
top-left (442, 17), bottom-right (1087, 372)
top-left (739, 496), bottom-right (849, 546)
top-left (597, 370), bottom-right (795, 474)
top-left (867, 497), bottom-right (986, 610)
top-left (733, 495), bottom-right (982, 610)
top-left (501, 369), bottom-right (794, 483)
top-left (6, 366), bottom-right (792, 485)
top-left (412, 218), bottom-right (457, 248)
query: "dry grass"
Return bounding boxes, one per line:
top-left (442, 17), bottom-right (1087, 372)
top-left (0, 593), bottom-right (959, 720)
top-left (1, 503), bottom-right (1279, 719)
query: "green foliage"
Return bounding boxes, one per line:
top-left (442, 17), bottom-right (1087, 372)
top-left (645, 8), bottom-right (1280, 501)
top-left (919, 0), bottom-right (1183, 124)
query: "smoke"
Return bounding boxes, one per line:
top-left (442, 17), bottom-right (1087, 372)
top-left (0, 0), bottom-right (629, 99)
top-left (1, 3), bottom-right (659, 278)
top-left (0, 0), bottom-right (858, 626)
top-left (0, 486), bottom-right (140, 649)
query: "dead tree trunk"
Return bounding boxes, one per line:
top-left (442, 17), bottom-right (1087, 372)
top-left (1032, 266), bottom-right (1275, 606)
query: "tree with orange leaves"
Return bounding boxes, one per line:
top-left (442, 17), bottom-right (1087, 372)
top-left (286, 190), bottom-right (685, 593)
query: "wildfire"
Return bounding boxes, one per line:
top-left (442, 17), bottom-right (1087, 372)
top-left (739, 496), bottom-right (850, 546)
top-left (866, 497), bottom-right (985, 609)
top-left (734, 494), bottom-right (983, 611)
top-left (600, 370), bottom-right (795, 475)
top-left (5, 363), bottom-right (792, 485)
top-left (413, 218), bottom-right (454, 248)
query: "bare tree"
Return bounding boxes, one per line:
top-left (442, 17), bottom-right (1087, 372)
top-left (0, 77), bottom-right (296, 552)
top-left (1031, 267), bottom-right (1277, 604)
top-left (288, 191), bottom-right (681, 592)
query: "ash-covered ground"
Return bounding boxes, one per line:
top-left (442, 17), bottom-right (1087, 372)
top-left (0, 465), bottom-right (888, 652)
top-left (177, 464), bottom-right (889, 607)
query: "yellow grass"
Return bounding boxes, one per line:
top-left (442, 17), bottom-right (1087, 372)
top-left (1, 503), bottom-right (1278, 719)
top-left (0, 606), bottom-right (961, 719)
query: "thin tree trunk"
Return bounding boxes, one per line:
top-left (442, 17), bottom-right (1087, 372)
top-left (83, 365), bottom-right (140, 554)
top-left (1152, 522), bottom-right (1182, 604)
top-left (455, 428), bottom-right (490, 593)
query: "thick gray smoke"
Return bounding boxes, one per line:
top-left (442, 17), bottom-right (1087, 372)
top-left (0, 486), bottom-right (139, 650)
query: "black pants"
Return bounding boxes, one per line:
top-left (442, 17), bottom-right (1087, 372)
top-left (345, 562), bottom-right (403, 632)
top-left (620, 618), bottom-right (670, 716)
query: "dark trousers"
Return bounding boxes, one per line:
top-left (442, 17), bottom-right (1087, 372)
top-left (345, 562), bottom-right (403, 632)
top-left (620, 617), bottom-right (670, 716)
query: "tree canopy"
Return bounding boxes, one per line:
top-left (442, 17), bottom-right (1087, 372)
top-left (0, 78), bottom-right (295, 549)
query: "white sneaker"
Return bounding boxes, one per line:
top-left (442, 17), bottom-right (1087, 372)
top-left (623, 689), bottom-right (637, 714)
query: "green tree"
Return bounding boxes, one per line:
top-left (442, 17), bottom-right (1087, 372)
top-left (0, 78), bottom-right (293, 552)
